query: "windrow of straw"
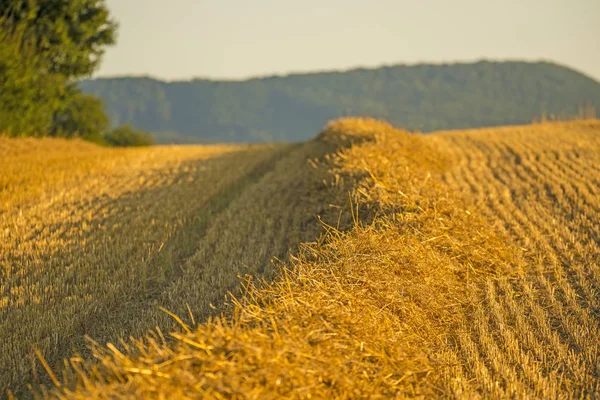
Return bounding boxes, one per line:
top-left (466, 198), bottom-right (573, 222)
top-left (40, 118), bottom-right (528, 399)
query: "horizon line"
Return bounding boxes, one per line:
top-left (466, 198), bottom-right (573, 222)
top-left (90, 57), bottom-right (576, 83)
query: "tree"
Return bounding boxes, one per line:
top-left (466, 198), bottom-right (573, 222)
top-left (50, 88), bottom-right (110, 139)
top-left (0, 19), bottom-right (67, 136)
top-left (0, 1), bottom-right (117, 139)
top-left (1, 0), bottom-right (118, 78)
top-left (105, 125), bottom-right (154, 147)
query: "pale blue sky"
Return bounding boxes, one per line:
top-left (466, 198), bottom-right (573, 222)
top-left (96, 0), bottom-right (600, 81)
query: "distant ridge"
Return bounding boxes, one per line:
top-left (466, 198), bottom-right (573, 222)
top-left (81, 60), bottom-right (600, 143)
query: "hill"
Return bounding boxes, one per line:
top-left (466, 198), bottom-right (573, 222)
top-left (3, 118), bottom-right (599, 398)
top-left (81, 61), bottom-right (600, 143)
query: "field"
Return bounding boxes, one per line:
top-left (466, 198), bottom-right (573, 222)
top-left (1, 119), bottom-right (599, 398)
top-left (433, 121), bottom-right (600, 397)
top-left (0, 137), bottom-right (344, 396)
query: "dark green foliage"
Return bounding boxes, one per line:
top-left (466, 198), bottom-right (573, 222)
top-left (81, 131), bottom-right (109, 146)
top-left (0, 0), bottom-right (117, 141)
top-left (0, 23), bottom-right (66, 137)
top-left (81, 61), bottom-right (600, 143)
top-left (1, 0), bottom-right (117, 78)
top-left (51, 88), bottom-right (110, 138)
top-left (104, 125), bottom-right (154, 147)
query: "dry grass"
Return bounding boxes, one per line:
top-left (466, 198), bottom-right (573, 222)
top-left (25, 119), bottom-right (520, 398)
top-left (431, 120), bottom-right (600, 398)
top-left (0, 139), bottom-right (299, 396)
top-left (3, 119), bottom-right (599, 399)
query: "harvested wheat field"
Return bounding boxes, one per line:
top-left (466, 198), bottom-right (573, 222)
top-left (0, 136), bottom-right (348, 397)
top-left (431, 121), bottom-right (600, 398)
top-left (2, 119), bottom-right (599, 399)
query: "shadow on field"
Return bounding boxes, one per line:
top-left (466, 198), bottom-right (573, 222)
top-left (10, 136), bottom-right (364, 397)
top-left (4, 144), bottom-right (292, 396)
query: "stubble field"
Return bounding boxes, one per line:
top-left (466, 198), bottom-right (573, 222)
top-left (1, 120), bottom-right (599, 398)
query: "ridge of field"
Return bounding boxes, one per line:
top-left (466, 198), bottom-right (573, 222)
top-left (8, 119), bottom-right (600, 398)
top-left (430, 121), bottom-right (600, 397)
top-left (1, 137), bottom-right (350, 397)
top-left (31, 118), bottom-right (549, 399)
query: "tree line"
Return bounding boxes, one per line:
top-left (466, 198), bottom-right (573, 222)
top-left (82, 61), bottom-right (600, 144)
top-left (0, 0), bottom-right (153, 146)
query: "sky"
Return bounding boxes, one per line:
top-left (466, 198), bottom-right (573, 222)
top-left (96, 0), bottom-right (600, 82)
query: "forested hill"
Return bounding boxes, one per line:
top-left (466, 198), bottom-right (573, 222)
top-left (81, 61), bottom-right (600, 143)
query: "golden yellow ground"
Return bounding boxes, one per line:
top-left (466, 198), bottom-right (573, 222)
top-left (431, 121), bottom-right (600, 397)
top-left (1, 138), bottom-right (344, 396)
top-left (2, 120), bottom-right (599, 398)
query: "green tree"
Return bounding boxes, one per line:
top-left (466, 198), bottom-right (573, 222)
top-left (105, 125), bottom-right (154, 147)
top-left (50, 88), bottom-right (110, 139)
top-left (1, 0), bottom-right (117, 78)
top-left (0, 0), bottom-right (117, 139)
top-left (0, 19), bottom-right (66, 136)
